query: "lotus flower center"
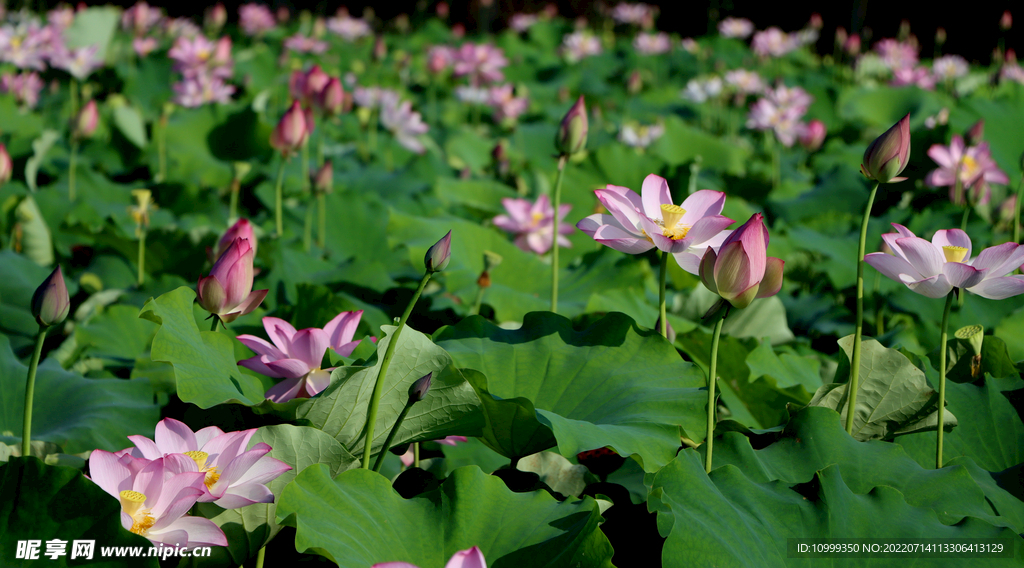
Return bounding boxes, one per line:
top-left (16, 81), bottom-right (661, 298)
top-left (119, 490), bottom-right (155, 535)
top-left (184, 450), bottom-right (221, 488)
top-left (660, 204), bottom-right (691, 240)
top-left (943, 246), bottom-right (968, 263)
top-left (530, 211), bottom-right (545, 227)
top-left (960, 155), bottom-right (979, 179)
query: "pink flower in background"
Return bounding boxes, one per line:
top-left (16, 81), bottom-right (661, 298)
top-left (891, 66), bottom-right (936, 90)
top-left (510, 14), bottom-right (539, 32)
top-left (453, 43), bottom-right (508, 86)
top-left (577, 174), bottom-right (734, 273)
top-left (487, 83), bottom-right (529, 122)
top-left (610, 2), bottom-right (655, 27)
top-left (49, 44), bottom-right (103, 80)
top-left (751, 27), bottom-right (797, 57)
top-left (327, 11), bottom-right (372, 41)
top-left (799, 119), bottom-right (827, 151)
top-left (866, 224), bottom-right (1024, 299)
top-left (932, 55), bottom-right (968, 82)
top-left (633, 32), bottom-right (671, 55)
top-left (619, 122), bottom-right (665, 148)
top-left (173, 72), bottom-right (235, 107)
top-left (290, 65), bottom-right (330, 107)
top-left (239, 3), bottom-right (275, 36)
top-left (116, 418), bottom-right (291, 509)
top-left (122, 2), bottom-right (163, 36)
top-left (374, 546), bottom-right (487, 568)
top-left (0, 22), bottom-right (53, 70)
top-left (164, 17), bottom-right (201, 39)
top-left (87, 451), bottom-right (226, 547)
top-left (925, 135), bottom-right (1009, 204)
top-left (427, 45), bottom-right (455, 74)
top-left (746, 87), bottom-right (811, 147)
top-left (284, 33), bottom-right (328, 54)
top-left (398, 437), bottom-right (468, 467)
top-left (47, 6), bottom-right (76, 32)
top-left (874, 38), bottom-right (918, 71)
top-left (381, 98), bottom-right (429, 154)
top-left (724, 69), bottom-right (765, 95)
top-left (133, 36), bottom-right (158, 57)
top-left (698, 213), bottom-right (784, 309)
top-left (493, 195), bottom-right (572, 254)
top-left (0, 71), bottom-right (44, 108)
top-left (237, 312), bottom-right (366, 402)
top-left (718, 17), bottom-right (754, 39)
top-left (561, 31), bottom-right (602, 62)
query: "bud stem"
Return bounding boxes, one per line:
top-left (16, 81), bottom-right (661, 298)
top-left (317, 193), bottom-right (327, 249)
top-left (936, 290), bottom-right (955, 469)
top-left (228, 177), bottom-right (240, 225)
top-left (704, 306), bottom-right (728, 474)
top-left (22, 327), bottom-right (48, 456)
top-left (274, 158), bottom-right (287, 238)
top-left (361, 271), bottom-right (432, 469)
top-left (210, 316), bottom-right (220, 332)
top-left (846, 182), bottom-right (879, 435)
top-left (302, 143), bottom-right (312, 252)
top-left (658, 251), bottom-right (668, 338)
top-left (550, 155), bottom-right (567, 313)
top-left (137, 228), bottom-right (146, 286)
top-left (372, 399), bottom-right (414, 472)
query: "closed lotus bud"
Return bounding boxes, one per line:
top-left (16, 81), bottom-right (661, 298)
top-left (425, 230), bottom-right (452, 273)
top-left (74, 100), bottom-right (98, 139)
top-left (0, 144), bottom-right (11, 185)
top-left (313, 160), bottom-right (333, 194)
top-left (319, 77), bottom-right (344, 116)
top-left (1001, 10), bottom-right (1012, 31)
top-left (304, 65), bottom-right (330, 107)
top-left (270, 101), bottom-right (308, 156)
top-left (935, 27), bottom-right (946, 46)
top-left (844, 34), bottom-right (861, 56)
top-left (32, 266), bottom-right (70, 328)
top-left (799, 119), bottom-right (827, 151)
top-left (409, 372), bottom-right (432, 403)
top-left (966, 119), bottom-right (985, 145)
top-left (809, 13), bottom-right (823, 29)
top-left (212, 36), bottom-right (232, 68)
top-left (217, 218), bottom-right (256, 259)
top-left (860, 113), bottom-right (911, 183)
top-left (555, 96), bottom-right (588, 157)
top-left (206, 3), bottom-right (227, 32)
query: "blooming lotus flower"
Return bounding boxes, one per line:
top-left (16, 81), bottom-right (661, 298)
top-left (88, 451), bottom-right (226, 547)
top-left (698, 213), bottom-right (784, 309)
top-left (861, 114), bottom-right (911, 183)
top-left (50, 45), bottom-right (104, 81)
top-left (925, 135), bottom-right (1009, 204)
top-left (380, 98), bottom-right (428, 154)
top-left (32, 266), bottom-right (70, 328)
top-left (116, 418), bottom-right (291, 509)
top-left (239, 3), bottom-right (275, 36)
top-left (374, 546), bottom-right (486, 568)
top-left (327, 12), bottom-right (372, 42)
top-left (453, 43), bottom-right (508, 86)
top-left (493, 195), bottom-right (572, 255)
top-left (611, 2), bottom-right (655, 26)
top-left (576, 174), bottom-right (734, 274)
top-left (633, 32), bottom-right (672, 55)
top-left (752, 28), bottom-right (798, 57)
top-left (196, 237), bottom-right (267, 323)
top-left (874, 38), bottom-right (919, 71)
top-left (237, 311), bottom-right (365, 402)
top-left (865, 224), bottom-right (1024, 299)
top-left (718, 17), bottom-right (754, 39)
top-left (561, 31), bottom-right (602, 62)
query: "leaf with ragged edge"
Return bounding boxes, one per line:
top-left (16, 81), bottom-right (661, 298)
top-left (706, 407), bottom-right (1022, 533)
top-left (139, 287), bottom-right (265, 408)
top-left (746, 339), bottom-right (822, 394)
top-left (0, 457), bottom-right (158, 568)
top-left (434, 313), bottom-right (707, 472)
top-left (807, 336), bottom-right (955, 441)
top-left (74, 304), bottom-right (158, 366)
top-left (895, 354), bottom-right (1024, 472)
top-left (651, 449), bottom-right (1023, 568)
top-left (294, 325), bottom-right (483, 460)
top-left (277, 465), bottom-right (614, 568)
top-left (188, 425), bottom-right (358, 568)
top-left (0, 334), bottom-right (158, 453)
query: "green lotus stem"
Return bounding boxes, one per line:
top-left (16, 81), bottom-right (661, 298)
top-left (846, 182), bottom-right (880, 435)
top-left (874, 271), bottom-right (884, 336)
top-left (255, 546), bottom-right (265, 568)
top-left (69, 79), bottom-right (78, 123)
top-left (317, 193), bottom-right (327, 249)
top-left (1014, 177), bottom-right (1024, 246)
top-left (361, 272), bottom-right (432, 469)
top-left (228, 180), bottom-right (239, 224)
top-left (413, 442), bottom-right (420, 468)
top-left (705, 307), bottom-right (727, 474)
top-left (936, 290), bottom-right (955, 469)
top-left (658, 250), bottom-right (668, 337)
top-left (471, 285), bottom-right (486, 316)
top-left (960, 206), bottom-right (970, 232)
top-left (550, 155), bottom-right (568, 313)
top-left (368, 110), bottom-right (378, 157)
top-left (22, 328), bottom-right (47, 456)
top-left (68, 140), bottom-right (78, 201)
top-left (273, 158), bottom-right (287, 238)
top-left (210, 316), bottom-right (220, 332)
top-left (137, 229), bottom-right (146, 286)
top-left (372, 400), bottom-right (413, 472)
top-left (156, 111), bottom-right (169, 184)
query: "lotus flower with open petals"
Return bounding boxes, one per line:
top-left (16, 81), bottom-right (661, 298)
top-left (576, 174), bottom-right (734, 274)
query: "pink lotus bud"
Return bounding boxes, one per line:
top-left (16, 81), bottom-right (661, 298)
top-left (799, 119), bottom-right (827, 151)
top-left (966, 119), bottom-right (984, 145)
top-left (844, 34), bottom-right (861, 56)
top-left (197, 237), bottom-right (268, 323)
top-left (809, 13), bottom-right (823, 29)
top-left (555, 95), bottom-right (588, 157)
top-left (627, 70), bottom-right (643, 94)
top-left (408, 372), bottom-right (432, 403)
top-left (32, 266), bottom-right (70, 328)
top-left (860, 113), bottom-right (911, 183)
top-left (276, 6), bottom-right (290, 23)
top-left (217, 218), bottom-right (256, 259)
top-left (425, 230), bottom-right (452, 273)
top-left (74, 100), bottom-right (98, 139)
top-left (373, 36), bottom-right (387, 61)
top-left (436, 2), bottom-right (449, 19)
top-left (1001, 10), bottom-right (1012, 31)
top-left (698, 213), bottom-right (784, 309)
top-left (835, 27), bottom-right (848, 47)
top-left (319, 78), bottom-right (345, 116)
top-left (270, 101), bottom-right (308, 156)
top-left (313, 160), bottom-right (333, 194)
top-left (452, 23), bottom-right (465, 39)
top-left (212, 36), bottom-right (232, 67)
top-left (206, 3), bottom-right (227, 31)
top-left (304, 65), bottom-right (330, 106)
top-left (0, 144), bottom-right (11, 185)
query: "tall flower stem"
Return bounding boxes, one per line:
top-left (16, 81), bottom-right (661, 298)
top-left (550, 155), bottom-right (568, 313)
top-left (68, 140), bottom-right (79, 201)
top-left (413, 442), bottom-right (420, 468)
top-left (845, 182), bottom-right (880, 435)
top-left (960, 206), bottom-right (970, 232)
top-left (22, 328), bottom-right (47, 456)
top-left (704, 307), bottom-right (728, 474)
top-left (210, 316), bottom-right (220, 332)
top-left (372, 400), bottom-right (413, 472)
top-left (658, 250), bottom-right (668, 337)
top-left (301, 144), bottom-right (312, 252)
top-left (255, 546), bottom-right (265, 568)
top-left (317, 193), bottom-right (327, 249)
top-left (273, 158), bottom-right (287, 238)
top-left (936, 290), bottom-right (955, 469)
top-left (137, 229), bottom-right (146, 286)
top-left (361, 272), bottom-right (432, 469)
top-left (228, 177), bottom-right (240, 224)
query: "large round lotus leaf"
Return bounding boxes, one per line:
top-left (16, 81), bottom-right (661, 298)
top-left (277, 465), bottom-right (613, 567)
top-left (434, 312), bottom-right (707, 472)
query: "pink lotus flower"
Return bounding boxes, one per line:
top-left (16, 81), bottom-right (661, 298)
top-left (493, 195), bottom-right (572, 255)
top-left (891, 66), bottom-right (936, 90)
top-left (381, 98), bottom-right (429, 154)
top-left (239, 3), bottom-right (275, 36)
top-left (399, 436), bottom-right (467, 467)
top-left (133, 36), bottom-right (158, 57)
top-left (196, 237), bottom-right (267, 324)
top-left (327, 12), bottom-right (372, 42)
top-left (213, 218), bottom-right (256, 262)
top-left (453, 43), bottom-right (508, 86)
top-left (0, 71), bottom-right (44, 108)
top-left (925, 135), bottom-right (1009, 203)
top-left (752, 27), bottom-right (798, 57)
top-left (116, 418), bottom-right (291, 509)
top-left (87, 451), bottom-right (226, 547)
top-left (122, 2), bottom-right (163, 36)
top-left (698, 213), bottom-right (784, 309)
top-left (0, 144), bottom-right (11, 185)
top-left (284, 33), bottom-right (328, 54)
top-left (237, 311), bottom-right (366, 402)
top-left (610, 2), bottom-right (655, 27)
top-left (576, 174), bottom-right (734, 274)
top-left (866, 224), bottom-right (1024, 299)
top-left (374, 546), bottom-right (486, 568)
top-left (718, 17), bottom-right (754, 39)
top-left (561, 31), bottom-right (602, 63)
top-left (874, 38), bottom-right (918, 71)
top-left (799, 119), bottom-right (827, 151)
top-left (289, 65), bottom-right (330, 107)
top-left (633, 32), bottom-right (671, 55)
top-left (49, 44), bottom-right (104, 80)
top-left (488, 84), bottom-right (529, 123)
top-left (270, 100), bottom-right (309, 156)
top-left (861, 114), bottom-right (911, 183)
